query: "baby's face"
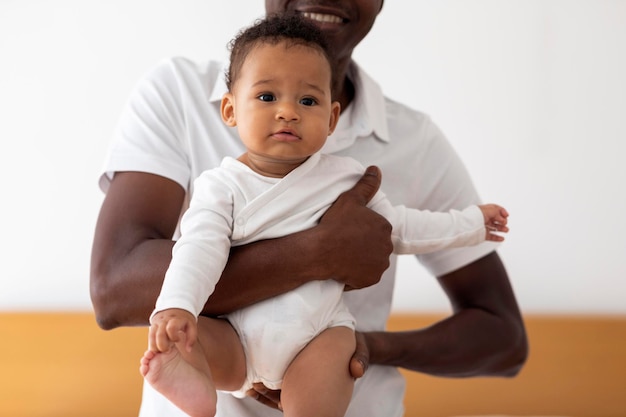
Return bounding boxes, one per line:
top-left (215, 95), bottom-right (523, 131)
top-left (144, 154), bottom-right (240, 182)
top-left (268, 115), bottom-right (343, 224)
top-left (222, 41), bottom-right (339, 172)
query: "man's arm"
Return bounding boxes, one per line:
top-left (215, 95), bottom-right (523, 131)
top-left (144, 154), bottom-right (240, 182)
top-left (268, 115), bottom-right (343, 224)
top-left (90, 167), bottom-right (392, 329)
top-left (357, 251), bottom-right (528, 378)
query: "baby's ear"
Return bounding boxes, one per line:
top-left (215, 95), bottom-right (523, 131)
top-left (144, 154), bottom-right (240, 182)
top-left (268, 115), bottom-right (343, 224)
top-left (328, 101), bottom-right (341, 135)
top-left (221, 93), bottom-right (237, 126)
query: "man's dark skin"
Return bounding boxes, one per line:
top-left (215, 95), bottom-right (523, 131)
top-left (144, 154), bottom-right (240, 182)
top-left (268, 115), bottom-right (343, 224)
top-left (90, 0), bottom-right (528, 411)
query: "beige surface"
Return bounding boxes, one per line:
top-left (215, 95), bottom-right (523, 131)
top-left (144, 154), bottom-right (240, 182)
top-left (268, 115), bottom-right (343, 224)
top-left (1, 313), bottom-right (625, 417)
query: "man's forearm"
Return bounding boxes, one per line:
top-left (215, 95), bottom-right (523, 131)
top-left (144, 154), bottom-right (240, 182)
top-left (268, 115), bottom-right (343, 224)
top-left (203, 229), bottom-right (323, 317)
top-left (365, 307), bottom-right (527, 378)
top-left (365, 252), bottom-right (528, 378)
top-left (92, 231), bottom-right (319, 327)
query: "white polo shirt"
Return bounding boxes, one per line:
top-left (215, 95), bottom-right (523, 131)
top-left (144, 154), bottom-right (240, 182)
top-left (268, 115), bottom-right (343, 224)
top-left (101, 57), bottom-right (497, 417)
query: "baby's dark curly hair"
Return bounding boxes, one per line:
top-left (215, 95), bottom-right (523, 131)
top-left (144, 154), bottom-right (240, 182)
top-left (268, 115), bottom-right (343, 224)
top-left (225, 12), bottom-right (335, 92)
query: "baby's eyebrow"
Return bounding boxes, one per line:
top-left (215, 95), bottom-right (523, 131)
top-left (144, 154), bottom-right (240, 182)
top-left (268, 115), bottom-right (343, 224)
top-left (304, 82), bottom-right (327, 97)
top-left (251, 79), bottom-right (274, 88)
top-left (249, 79), bottom-right (328, 97)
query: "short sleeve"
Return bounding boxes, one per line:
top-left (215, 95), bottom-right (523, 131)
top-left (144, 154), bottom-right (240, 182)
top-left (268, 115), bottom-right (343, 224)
top-left (99, 59), bottom-right (191, 193)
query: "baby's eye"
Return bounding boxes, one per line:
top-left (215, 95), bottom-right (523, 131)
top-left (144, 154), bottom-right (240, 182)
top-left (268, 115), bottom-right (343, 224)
top-left (258, 93), bottom-right (275, 102)
top-left (300, 97), bottom-right (317, 106)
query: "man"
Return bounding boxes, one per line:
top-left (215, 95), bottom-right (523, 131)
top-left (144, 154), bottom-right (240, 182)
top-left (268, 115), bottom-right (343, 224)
top-left (90, 1), bottom-right (528, 416)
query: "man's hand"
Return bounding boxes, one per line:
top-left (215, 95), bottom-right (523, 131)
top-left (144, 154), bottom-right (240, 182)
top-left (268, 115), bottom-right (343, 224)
top-left (317, 166), bottom-right (393, 290)
top-left (349, 331), bottom-right (370, 379)
top-left (246, 382), bottom-right (282, 411)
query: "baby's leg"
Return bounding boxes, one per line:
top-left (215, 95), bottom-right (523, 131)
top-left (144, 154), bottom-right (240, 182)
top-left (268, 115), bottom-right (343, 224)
top-left (280, 326), bottom-right (356, 417)
top-left (140, 317), bottom-right (246, 417)
top-left (196, 316), bottom-right (246, 391)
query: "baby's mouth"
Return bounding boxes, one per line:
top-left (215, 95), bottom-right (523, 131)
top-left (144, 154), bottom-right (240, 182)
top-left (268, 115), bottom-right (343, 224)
top-left (272, 129), bottom-right (301, 142)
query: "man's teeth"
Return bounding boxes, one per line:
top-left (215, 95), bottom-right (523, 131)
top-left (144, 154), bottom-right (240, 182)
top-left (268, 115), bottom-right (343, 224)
top-left (302, 12), bottom-right (343, 24)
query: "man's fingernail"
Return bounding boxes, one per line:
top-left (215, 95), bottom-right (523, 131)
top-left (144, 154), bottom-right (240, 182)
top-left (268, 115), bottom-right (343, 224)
top-left (365, 166), bottom-right (378, 176)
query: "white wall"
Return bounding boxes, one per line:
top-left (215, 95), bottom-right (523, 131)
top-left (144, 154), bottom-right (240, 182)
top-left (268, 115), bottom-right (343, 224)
top-left (1, 1), bottom-right (624, 314)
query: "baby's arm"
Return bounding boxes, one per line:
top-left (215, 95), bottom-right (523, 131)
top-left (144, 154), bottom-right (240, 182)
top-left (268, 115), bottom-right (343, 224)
top-left (478, 204), bottom-right (509, 242)
top-left (148, 308), bottom-right (198, 354)
top-left (368, 192), bottom-right (509, 254)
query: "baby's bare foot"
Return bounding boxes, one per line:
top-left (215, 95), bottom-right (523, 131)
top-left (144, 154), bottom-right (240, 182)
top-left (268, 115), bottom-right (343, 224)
top-left (140, 348), bottom-right (217, 417)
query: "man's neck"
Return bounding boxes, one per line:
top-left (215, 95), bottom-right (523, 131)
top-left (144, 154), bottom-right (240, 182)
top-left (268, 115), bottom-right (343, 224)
top-left (334, 59), bottom-right (356, 114)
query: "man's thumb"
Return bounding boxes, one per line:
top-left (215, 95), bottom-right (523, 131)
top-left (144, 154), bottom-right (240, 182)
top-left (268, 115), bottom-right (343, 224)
top-left (350, 165), bottom-right (382, 205)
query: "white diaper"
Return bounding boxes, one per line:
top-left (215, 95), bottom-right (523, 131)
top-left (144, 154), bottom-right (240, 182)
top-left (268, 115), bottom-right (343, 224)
top-left (224, 280), bottom-right (355, 398)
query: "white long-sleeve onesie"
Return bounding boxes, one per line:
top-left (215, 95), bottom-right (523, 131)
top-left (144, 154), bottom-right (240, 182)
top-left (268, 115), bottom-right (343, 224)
top-left (154, 152), bottom-right (485, 396)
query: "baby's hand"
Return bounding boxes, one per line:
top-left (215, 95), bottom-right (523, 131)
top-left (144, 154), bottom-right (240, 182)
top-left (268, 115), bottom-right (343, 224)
top-left (478, 204), bottom-right (510, 242)
top-left (148, 308), bottom-right (198, 354)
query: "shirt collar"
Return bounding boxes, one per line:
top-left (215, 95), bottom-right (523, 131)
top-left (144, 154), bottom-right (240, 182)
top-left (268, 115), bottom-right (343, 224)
top-left (322, 62), bottom-right (390, 153)
top-left (347, 61), bottom-right (390, 143)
